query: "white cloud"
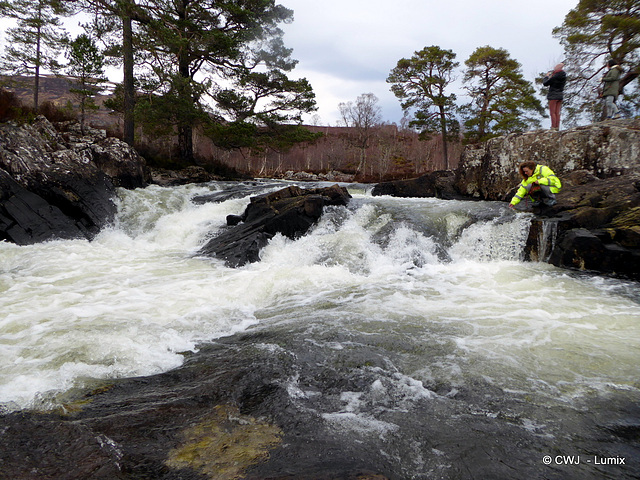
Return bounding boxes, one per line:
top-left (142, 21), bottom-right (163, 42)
top-left (281, 0), bottom-right (578, 125)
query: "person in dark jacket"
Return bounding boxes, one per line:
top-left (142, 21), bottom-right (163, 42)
top-left (543, 63), bottom-right (567, 130)
top-left (601, 59), bottom-right (622, 119)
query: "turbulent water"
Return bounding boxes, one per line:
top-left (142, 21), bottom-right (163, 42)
top-left (1, 180), bottom-right (639, 477)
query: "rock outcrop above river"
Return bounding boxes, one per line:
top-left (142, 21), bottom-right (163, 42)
top-left (375, 119), bottom-right (640, 279)
top-left (523, 170), bottom-right (640, 279)
top-left (0, 116), bottom-right (149, 244)
top-left (455, 118), bottom-right (640, 200)
top-left (199, 184), bottom-right (352, 267)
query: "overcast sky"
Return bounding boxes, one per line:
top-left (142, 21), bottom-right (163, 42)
top-left (279, 0), bottom-right (579, 126)
top-left (1, 0), bottom-right (580, 127)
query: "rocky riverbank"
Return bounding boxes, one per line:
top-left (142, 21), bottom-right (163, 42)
top-left (1, 115), bottom-right (638, 278)
top-left (0, 116), bottom-right (148, 244)
top-left (1, 117), bottom-right (639, 480)
top-left (374, 118), bottom-right (640, 279)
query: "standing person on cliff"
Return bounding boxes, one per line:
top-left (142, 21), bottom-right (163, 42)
top-left (601, 59), bottom-right (623, 119)
top-left (509, 161), bottom-right (562, 210)
top-left (543, 63), bottom-right (566, 130)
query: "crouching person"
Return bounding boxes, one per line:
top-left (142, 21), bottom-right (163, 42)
top-left (509, 161), bottom-right (561, 209)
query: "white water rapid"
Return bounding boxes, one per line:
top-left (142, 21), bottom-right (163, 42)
top-left (1, 181), bottom-right (639, 415)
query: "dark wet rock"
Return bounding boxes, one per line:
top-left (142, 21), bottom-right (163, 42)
top-left (371, 170), bottom-right (465, 200)
top-left (199, 184), bottom-right (351, 267)
top-left (150, 166), bottom-right (221, 186)
top-left (0, 412), bottom-right (127, 480)
top-left (0, 168), bottom-right (112, 244)
top-left (0, 116), bottom-right (149, 244)
top-left (190, 181), bottom-right (283, 204)
top-left (1, 324), bottom-right (639, 479)
top-left (522, 172), bottom-right (640, 278)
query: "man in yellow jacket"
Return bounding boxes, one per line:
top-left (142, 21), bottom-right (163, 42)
top-left (509, 161), bottom-right (561, 209)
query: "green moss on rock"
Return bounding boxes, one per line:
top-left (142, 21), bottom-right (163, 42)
top-left (166, 404), bottom-right (283, 479)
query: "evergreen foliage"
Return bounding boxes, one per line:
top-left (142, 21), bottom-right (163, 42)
top-left (0, 0), bottom-right (70, 111)
top-left (3, 1), bottom-right (636, 171)
top-left (387, 46), bottom-right (459, 168)
top-left (128, 0), bottom-right (316, 162)
top-left (461, 46), bottom-right (544, 143)
top-left (65, 33), bottom-right (107, 135)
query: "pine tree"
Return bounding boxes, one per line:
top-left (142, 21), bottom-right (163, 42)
top-left (387, 46), bottom-right (459, 169)
top-left (132, 0), bottom-right (316, 163)
top-left (77, 0), bottom-right (151, 146)
top-left (0, 0), bottom-right (70, 112)
top-left (461, 46), bottom-right (544, 143)
top-left (65, 33), bottom-right (107, 135)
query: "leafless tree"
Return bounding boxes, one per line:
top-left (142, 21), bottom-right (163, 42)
top-left (338, 92), bottom-right (382, 177)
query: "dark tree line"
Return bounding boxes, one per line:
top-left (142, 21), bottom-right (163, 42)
top-left (1, 0), bottom-right (638, 174)
top-left (0, 0), bottom-right (318, 163)
top-left (387, 45), bottom-right (544, 168)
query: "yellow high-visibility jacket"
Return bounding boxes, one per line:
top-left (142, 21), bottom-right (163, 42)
top-left (510, 164), bottom-right (561, 206)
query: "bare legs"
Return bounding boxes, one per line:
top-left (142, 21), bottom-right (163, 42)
top-left (549, 99), bottom-right (562, 129)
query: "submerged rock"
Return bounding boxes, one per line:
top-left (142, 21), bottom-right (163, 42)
top-left (1, 323), bottom-right (638, 479)
top-left (199, 184), bottom-right (351, 267)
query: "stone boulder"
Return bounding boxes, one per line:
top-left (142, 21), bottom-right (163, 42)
top-left (149, 165), bottom-right (222, 186)
top-left (199, 184), bottom-right (351, 267)
top-left (455, 118), bottom-right (640, 201)
top-left (45, 120), bottom-right (150, 190)
top-left (525, 171), bottom-right (640, 279)
top-left (0, 116), bottom-right (149, 245)
top-left (371, 170), bottom-right (465, 199)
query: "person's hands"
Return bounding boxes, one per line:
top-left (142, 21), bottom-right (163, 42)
top-left (508, 204), bottom-right (515, 209)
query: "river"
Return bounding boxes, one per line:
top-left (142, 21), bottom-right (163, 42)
top-left (1, 180), bottom-right (639, 478)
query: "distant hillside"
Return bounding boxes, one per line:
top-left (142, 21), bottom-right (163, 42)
top-left (0, 74), bottom-right (118, 129)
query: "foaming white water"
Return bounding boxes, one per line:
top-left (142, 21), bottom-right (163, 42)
top-left (1, 183), bottom-right (639, 411)
top-left (250, 195), bottom-right (640, 405)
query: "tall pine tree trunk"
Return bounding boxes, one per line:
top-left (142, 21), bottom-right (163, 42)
top-left (122, 13), bottom-right (135, 146)
top-left (34, 5), bottom-right (42, 113)
top-left (438, 104), bottom-right (449, 170)
top-left (176, 0), bottom-right (193, 163)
